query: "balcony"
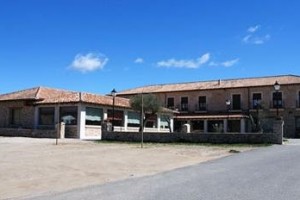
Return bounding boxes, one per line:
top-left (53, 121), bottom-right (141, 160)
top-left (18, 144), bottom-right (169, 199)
top-left (180, 103), bottom-right (189, 112)
top-left (194, 103), bottom-right (207, 113)
top-left (270, 100), bottom-right (284, 109)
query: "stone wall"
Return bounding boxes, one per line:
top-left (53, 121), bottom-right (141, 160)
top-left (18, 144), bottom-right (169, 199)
top-left (102, 120), bottom-right (283, 144)
top-left (0, 128), bottom-right (57, 138)
top-left (0, 101), bottom-right (35, 128)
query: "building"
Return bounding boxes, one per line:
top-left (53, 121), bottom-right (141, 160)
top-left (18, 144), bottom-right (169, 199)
top-left (117, 75), bottom-right (300, 138)
top-left (0, 87), bottom-right (173, 139)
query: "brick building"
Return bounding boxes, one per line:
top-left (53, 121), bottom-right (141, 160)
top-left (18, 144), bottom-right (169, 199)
top-left (0, 87), bottom-right (172, 139)
top-left (117, 75), bottom-right (300, 138)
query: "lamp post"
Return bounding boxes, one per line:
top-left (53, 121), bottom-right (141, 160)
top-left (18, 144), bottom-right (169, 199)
top-left (226, 99), bottom-right (231, 114)
top-left (141, 93), bottom-right (144, 148)
top-left (111, 88), bottom-right (117, 131)
top-left (273, 81), bottom-right (280, 118)
top-left (225, 99), bottom-right (231, 132)
top-left (255, 100), bottom-right (260, 131)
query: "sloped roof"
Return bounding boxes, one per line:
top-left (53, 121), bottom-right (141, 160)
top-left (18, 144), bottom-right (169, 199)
top-left (0, 87), bottom-right (130, 108)
top-left (118, 75), bottom-right (300, 95)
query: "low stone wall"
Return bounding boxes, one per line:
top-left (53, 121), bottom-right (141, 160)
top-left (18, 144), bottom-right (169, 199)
top-left (102, 120), bottom-right (283, 144)
top-left (0, 128), bottom-right (57, 138)
top-left (102, 132), bottom-right (281, 144)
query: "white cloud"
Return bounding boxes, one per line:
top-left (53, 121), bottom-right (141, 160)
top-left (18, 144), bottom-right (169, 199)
top-left (134, 58), bottom-right (144, 64)
top-left (247, 25), bottom-right (260, 33)
top-left (221, 58), bottom-right (239, 67)
top-left (70, 53), bottom-right (108, 73)
top-left (242, 25), bottom-right (270, 45)
top-left (209, 58), bottom-right (239, 67)
top-left (157, 53), bottom-right (210, 69)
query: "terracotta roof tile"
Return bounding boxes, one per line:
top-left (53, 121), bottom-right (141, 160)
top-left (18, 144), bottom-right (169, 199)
top-left (0, 87), bottom-right (40, 101)
top-left (118, 75), bottom-right (300, 95)
top-left (0, 87), bottom-right (131, 108)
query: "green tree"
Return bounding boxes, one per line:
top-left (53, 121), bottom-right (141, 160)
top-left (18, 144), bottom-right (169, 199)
top-left (130, 94), bottom-right (162, 131)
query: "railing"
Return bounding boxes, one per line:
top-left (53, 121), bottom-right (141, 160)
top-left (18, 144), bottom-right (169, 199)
top-left (270, 100), bottom-right (284, 109)
top-left (195, 103), bottom-right (207, 112)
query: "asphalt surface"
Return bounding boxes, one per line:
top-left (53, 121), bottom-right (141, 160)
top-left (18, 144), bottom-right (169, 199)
top-left (28, 141), bottom-right (300, 200)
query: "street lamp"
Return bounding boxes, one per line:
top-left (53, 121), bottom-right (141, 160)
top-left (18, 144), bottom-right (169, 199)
top-left (111, 88), bottom-right (117, 131)
top-left (225, 99), bottom-right (231, 132)
top-left (226, 99), bottom-right (231, 113)
top-left (273, 81), bottom-right (280, 118)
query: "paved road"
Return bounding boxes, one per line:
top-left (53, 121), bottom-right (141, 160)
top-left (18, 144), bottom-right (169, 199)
top-left (29, 142), bottom-right (300, 200)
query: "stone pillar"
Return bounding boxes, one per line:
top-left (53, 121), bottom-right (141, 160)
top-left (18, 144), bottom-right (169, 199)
top-left (55, 106), bottom-right (60, 125)
top-left (240, 118), bottom-right (245, 134)
top-left (204, 120), bottom-right (208, 133)
top-left (34, 106), bottom-right (39, 129)
top-left (273, 119), bottom-right (284, 144)
top-left (224, 119), bottom-right (228, 133)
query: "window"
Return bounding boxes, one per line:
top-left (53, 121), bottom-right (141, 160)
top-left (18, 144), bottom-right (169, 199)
top-left (145, 114), bottom-right (157, 128)
top-left (272, 92), bottom-right (283, 108)
top-left (127, 111), bottom-right (140, 127)
top-left (198, 96), bottom-right (206, 111)
top-left (232, 94), bottom-right (241, 110)
top-left (10, 108), bottom-right (22, 126)
top-left (181, 97), bottom-right (189, 111)
top-left (167, 97), bottom-right (174, 109)
top-left (39, 107), bottom-right (55, 125)
top-left (252, 93), bottom-right (262, 109)
top-left (86, 107), bottom-right (103, 125)
top-left (60, 106), bottom-right (78, 125)
top-left (108, 109), bottom-right (124, 126)
top-left (192, 120), bottom-right (204, 131)
top-left (160, 115), bottom-right (169, 129)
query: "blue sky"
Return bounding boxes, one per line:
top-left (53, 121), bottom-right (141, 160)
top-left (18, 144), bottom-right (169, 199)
top-left (1, 0), bottom-right (300, 95)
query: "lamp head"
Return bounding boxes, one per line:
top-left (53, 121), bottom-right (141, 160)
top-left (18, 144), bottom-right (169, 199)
top-left (274, 81), bottom-right (280, 91)
top-left (111, 88), bottom-right (117, 97)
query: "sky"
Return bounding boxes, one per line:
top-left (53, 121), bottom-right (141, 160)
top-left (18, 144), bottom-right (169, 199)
top-left (1, 0), bottom-right (300, 95)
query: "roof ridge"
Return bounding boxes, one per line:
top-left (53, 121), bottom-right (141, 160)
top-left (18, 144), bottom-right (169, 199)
top-left (0, 86), bottom-right (40, 97)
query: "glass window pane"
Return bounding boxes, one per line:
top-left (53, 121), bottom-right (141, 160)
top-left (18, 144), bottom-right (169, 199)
top-left (86, 107), bottom-right (102, 125)
top-left (60, 106), bottom-right (77, 125)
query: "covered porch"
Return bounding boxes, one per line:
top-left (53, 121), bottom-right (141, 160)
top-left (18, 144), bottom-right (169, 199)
top-left (174, 114), bottom-right (250, 133)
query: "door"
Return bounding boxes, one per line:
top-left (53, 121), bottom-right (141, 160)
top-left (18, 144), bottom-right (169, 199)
top-left (295, 117), bottom-right (300, 138)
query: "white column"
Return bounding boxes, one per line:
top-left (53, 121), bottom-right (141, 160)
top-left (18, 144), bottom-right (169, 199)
top-left (170, 118), bottom-right (174, 132)
top-left (78, 104), bottom-right (86, 139)
top-left (240, 118), bottom-right (246, 133)
top-left (224, 119), bottom-right (228, 133)
top-left (204, 120), bottom-right (208, 133)
top-left (103, 108), bottom-right (108, 121)
top-left (124, 110), bottom-right (128, 132)
top-left (157, 114), bottom-right (161, 132)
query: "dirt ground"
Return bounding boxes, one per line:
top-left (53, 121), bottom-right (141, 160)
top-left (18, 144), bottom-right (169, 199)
top-left (0, 137), bottom-right (256, 199)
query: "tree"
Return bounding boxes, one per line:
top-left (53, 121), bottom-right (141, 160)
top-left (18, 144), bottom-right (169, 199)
top-left (130, 94), bottom-right (162, 131)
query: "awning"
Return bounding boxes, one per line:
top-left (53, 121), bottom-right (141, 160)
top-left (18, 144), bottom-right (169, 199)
top-left (175, 114), bottom-right (249, 120)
